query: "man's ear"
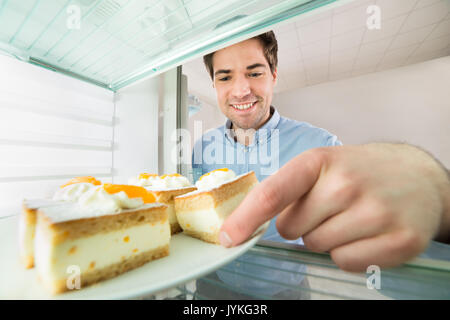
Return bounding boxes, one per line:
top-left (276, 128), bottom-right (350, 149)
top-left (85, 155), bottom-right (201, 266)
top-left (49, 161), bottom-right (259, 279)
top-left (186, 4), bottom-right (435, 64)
top-left (272, 68), bottom-right (278, 85)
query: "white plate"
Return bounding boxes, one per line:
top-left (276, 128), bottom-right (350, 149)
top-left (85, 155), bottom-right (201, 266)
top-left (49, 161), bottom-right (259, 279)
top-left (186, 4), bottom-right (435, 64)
top-left (0, 215), bottom-right (268, 299)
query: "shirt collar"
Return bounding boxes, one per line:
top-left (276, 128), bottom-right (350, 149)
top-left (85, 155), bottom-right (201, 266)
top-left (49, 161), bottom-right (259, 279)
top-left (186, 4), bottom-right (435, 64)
top-left (224, 106), bottom-right (281, 145)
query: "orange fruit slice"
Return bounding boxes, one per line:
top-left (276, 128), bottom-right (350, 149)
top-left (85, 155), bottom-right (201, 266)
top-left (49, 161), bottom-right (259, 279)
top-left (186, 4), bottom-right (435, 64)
top-left (139, 173), bottom-right (158, 180)
top-left (198, 168), bottom-right (229, 181)
top-left (102, 184), bottom-right (156, 203)
top-left (60, 176), bottom-right (102, 189)
top-left (160, 173), bottom-right (182, 179)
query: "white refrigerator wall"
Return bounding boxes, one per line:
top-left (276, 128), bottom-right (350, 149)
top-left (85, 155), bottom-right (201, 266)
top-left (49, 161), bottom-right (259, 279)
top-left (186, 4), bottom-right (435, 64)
top-left (113, 76), bottom-right (160, 184)
top-left (0, 54), bottom-right (161, 217)
top-left (272, 56), bottom-right (450, 167)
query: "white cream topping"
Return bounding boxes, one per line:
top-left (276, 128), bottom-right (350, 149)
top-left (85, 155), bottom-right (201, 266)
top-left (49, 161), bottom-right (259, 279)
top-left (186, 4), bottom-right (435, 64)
top-left (151, 175), bottom-right (192, 189)
top-left (77, 186), bottom-right (144, 216)
top-left (131, 174), bottom-right (192, 190)
top-left (52, 183), bottom-right (97, 202)
top-left (128, 175), bottom-right (160, 187)
top-left (195, 169), bottom-right (236, 191)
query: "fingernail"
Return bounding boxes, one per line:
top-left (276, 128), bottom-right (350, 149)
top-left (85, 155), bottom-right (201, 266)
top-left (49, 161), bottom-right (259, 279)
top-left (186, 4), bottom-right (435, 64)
top-left (219, 231), bottom-right (232, 248)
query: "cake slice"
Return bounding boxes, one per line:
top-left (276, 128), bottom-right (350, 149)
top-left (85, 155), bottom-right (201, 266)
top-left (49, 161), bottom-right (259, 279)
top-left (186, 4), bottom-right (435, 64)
top-left (174, 169), bottom-right (258, 244)
top-left (19, 177), bottom-right (102, 269)
top-left (20, 199), bottom-right (65, 268)
top-left (34, 184), bottom-right (170, 294)
top-left (150, 187), bottom-right (196, 234)
top-left (130, 173), bottom-right (196, 234)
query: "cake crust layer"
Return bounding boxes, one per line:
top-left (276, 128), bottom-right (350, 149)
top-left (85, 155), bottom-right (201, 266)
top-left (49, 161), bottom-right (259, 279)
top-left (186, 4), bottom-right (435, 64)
top-left (20, 206), bottom-right (38, 268)
top-left (22, 205), bottom-right (38, 225)
top-left (183, 229), bottom-right (220, 244)
top-left (150, 187), bottom-right (197, 203)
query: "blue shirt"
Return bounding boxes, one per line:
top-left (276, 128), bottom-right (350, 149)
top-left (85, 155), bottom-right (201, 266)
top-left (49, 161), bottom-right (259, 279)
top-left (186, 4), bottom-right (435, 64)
top-left (191, 106), bottom-right (342, 296)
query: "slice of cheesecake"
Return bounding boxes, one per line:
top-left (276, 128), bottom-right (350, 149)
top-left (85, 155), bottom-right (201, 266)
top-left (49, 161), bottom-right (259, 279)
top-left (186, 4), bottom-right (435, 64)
top-left (33, 184), bottom-right (170, 294)
top-left (20, 199), bottom-right (64, 268)
top-left (130, 173), bottom-right (197, 234)
top-left (19, 177), bottom-right (102, 269)
top-left (174, 169), bottom-right (258, 244)
top-left (150, 187), bottom-right (197, 234)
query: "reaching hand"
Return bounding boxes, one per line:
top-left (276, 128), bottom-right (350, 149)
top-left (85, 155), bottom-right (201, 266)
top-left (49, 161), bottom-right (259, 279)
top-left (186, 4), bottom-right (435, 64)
top-left (219, 143), bottom-right (450, 272)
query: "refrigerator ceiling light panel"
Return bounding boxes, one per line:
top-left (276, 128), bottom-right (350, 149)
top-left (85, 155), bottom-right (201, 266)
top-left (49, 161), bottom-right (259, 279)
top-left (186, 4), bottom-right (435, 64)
top-left (0, 0), bottom-right (340, 91)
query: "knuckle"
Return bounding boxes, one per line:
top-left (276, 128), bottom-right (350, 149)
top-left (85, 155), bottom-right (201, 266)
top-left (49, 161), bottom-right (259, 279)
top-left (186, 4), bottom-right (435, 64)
top-left (276, 222), bottom-right (293, 240)
top-left (330, 249), bottom-right (354, 272)
top-left (305, 147), bottom-right (330, 167)
top-left (298, 147), bottom-right (329, 175)
top-left (276, 214), bottom-right (299, 240)
top-left (329, 178), bottom-right (359, 205)
top-left (232, 218), bottom-right (249, 238)
top-left (257, 185), bottom-right (282, 215)
top-left (330, 249), bottom-right (366, 272)
top-left (303, 233), bottom-right (328, 253)
top-left (361, 197), bottom-right (394, 228)
top-left (278, 230), bottom-right (297, 240)
top-left (395, 228), bottom-right (426, 255)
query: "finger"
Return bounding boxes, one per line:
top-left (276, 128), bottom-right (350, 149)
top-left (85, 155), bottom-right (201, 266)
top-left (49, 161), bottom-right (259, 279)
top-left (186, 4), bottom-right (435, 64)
top-left (276, 170), bottom-right (360, 240)
top-left (220, 148), bottom-right (328, 247)
top-left (301, 199), bottom-right (395, 253)
top-left (329, 229), bottom-right (427, 272)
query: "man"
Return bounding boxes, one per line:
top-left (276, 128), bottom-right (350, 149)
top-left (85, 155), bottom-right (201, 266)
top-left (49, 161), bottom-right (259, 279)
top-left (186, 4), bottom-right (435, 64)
top-left (191, 31), bottom-right (450, 298)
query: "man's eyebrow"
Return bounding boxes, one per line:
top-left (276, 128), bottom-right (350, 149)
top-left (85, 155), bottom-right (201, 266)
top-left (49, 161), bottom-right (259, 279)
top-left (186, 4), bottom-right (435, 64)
top-left (247, 63), bottom-right (267, 70)
top-left (214, 69), bottom-right (231, 77)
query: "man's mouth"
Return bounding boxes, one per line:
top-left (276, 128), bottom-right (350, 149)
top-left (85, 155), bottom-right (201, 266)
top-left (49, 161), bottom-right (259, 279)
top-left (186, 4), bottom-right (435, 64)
top-left (230, 101), bottom-right (257, 111)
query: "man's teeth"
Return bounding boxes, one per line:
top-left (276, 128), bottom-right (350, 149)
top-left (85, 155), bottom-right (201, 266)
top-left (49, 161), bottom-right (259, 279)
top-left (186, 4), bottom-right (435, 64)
top-left (232, 102), bottom-right (254, 110)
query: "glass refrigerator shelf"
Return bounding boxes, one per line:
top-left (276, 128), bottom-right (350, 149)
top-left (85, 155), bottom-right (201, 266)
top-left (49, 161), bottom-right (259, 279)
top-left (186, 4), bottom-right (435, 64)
top-left (156, 241), bottom-right (450, 300)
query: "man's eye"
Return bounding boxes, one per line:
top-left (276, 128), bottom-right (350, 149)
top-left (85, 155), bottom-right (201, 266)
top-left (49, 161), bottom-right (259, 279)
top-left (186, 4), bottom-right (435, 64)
top-left (218, 76), bottom-right (231, 81)
top-left (249, 72), bottom-right (262, 78)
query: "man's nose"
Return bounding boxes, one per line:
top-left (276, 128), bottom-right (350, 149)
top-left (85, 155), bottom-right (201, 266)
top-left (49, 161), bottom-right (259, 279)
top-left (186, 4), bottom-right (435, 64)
top-left (231, 75), bottom-right (251, 99)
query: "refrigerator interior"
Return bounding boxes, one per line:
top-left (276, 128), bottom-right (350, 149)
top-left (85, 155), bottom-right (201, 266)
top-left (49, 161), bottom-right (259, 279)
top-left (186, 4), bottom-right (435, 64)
top-left (0, 0), bottom-right (450, 299)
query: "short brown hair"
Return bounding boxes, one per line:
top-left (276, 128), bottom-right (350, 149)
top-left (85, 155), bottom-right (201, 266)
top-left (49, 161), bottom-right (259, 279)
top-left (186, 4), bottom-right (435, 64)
top-left (203, 31), bottom-right (278, 80)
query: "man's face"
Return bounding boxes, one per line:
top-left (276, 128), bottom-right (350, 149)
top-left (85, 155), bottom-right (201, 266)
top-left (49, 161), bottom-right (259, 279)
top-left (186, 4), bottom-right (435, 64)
top-left (212, 38), bottom-right (277, 130)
